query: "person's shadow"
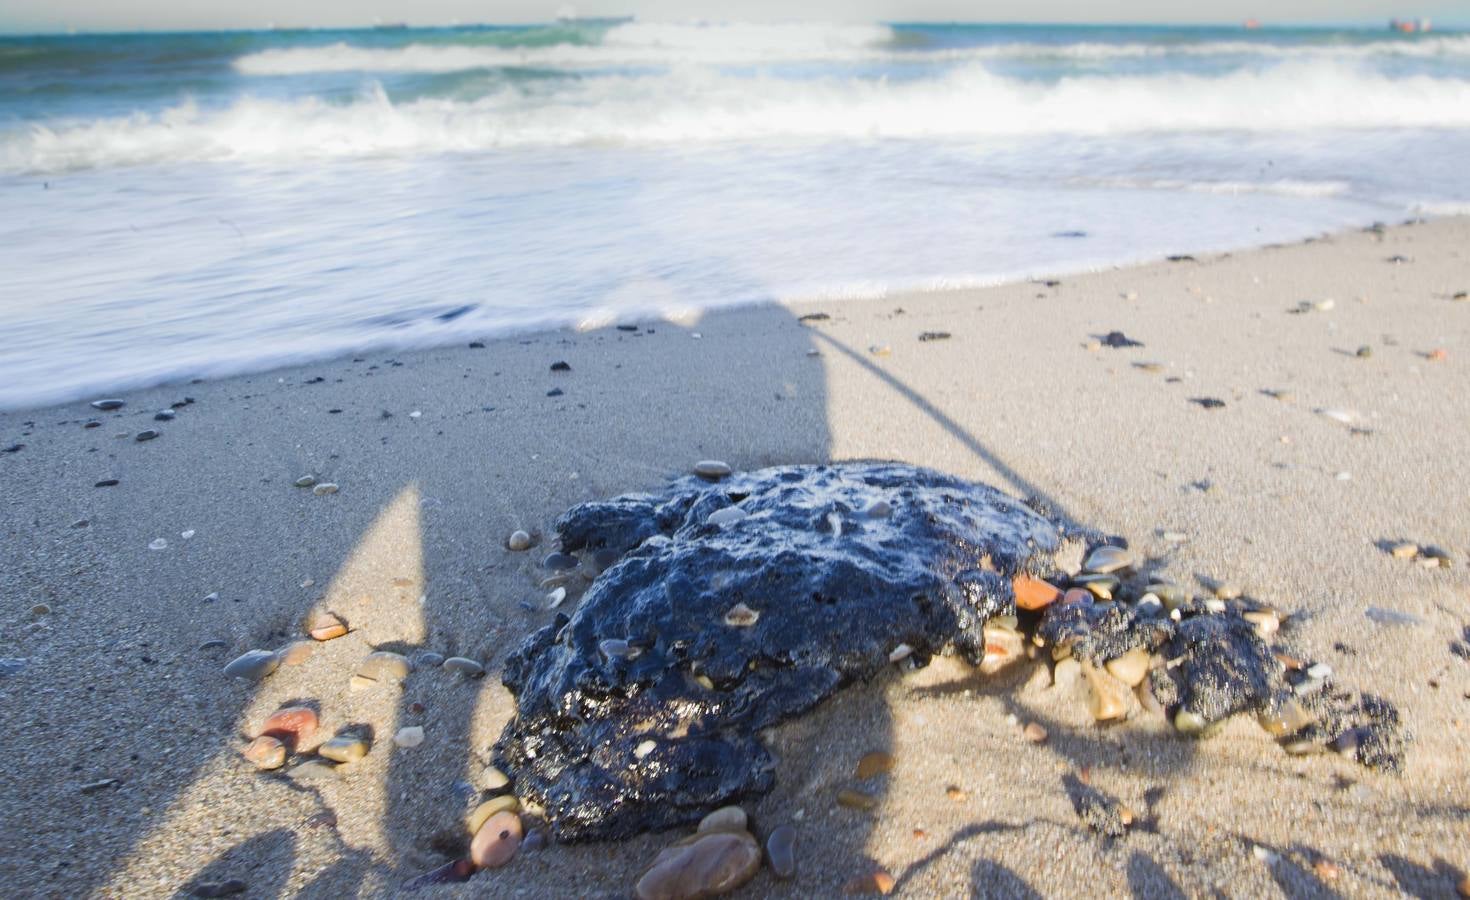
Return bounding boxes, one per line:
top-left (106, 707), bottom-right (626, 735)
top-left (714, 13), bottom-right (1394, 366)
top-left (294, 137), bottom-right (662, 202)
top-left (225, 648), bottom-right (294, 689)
top-left (55, 300), bottom-right (869, 896)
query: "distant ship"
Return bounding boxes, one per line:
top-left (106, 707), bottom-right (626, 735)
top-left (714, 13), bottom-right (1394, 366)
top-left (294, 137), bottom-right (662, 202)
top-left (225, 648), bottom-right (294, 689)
top-left (1389, 18), bottom-right (1432, 33)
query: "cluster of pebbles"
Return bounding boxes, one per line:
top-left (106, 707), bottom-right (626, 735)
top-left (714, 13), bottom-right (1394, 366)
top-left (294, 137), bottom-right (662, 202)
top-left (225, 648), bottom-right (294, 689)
top-left (470, 459), bottom-right (1405, 895)
top-left (221, 459), bottom-right (1408, 896)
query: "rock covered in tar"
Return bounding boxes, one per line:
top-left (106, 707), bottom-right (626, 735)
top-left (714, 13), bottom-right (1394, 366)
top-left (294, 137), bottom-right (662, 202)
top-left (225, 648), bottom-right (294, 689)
top-left (494, 462), bottom-right (1087, 841)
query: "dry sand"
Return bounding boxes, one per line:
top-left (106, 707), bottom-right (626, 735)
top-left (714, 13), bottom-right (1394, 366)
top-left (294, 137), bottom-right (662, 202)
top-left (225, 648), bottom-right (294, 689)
top-left (1, 217), bottom-right (1467, 898)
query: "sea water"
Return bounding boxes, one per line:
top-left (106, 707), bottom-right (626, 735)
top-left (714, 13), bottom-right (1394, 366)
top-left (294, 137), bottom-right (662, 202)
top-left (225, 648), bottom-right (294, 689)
top-left (3, 21), bottom-right (1469, 408)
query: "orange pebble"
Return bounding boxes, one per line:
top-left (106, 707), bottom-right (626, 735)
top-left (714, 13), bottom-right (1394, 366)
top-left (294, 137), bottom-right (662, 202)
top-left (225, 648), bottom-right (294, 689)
top-left (1428, 348), bottom-right (1448, 362)
top-left (1012, 575), bottom-right (1061, 611)
top-left (261, 706), bottom-right (318, 750)
top-left (308, 613), bottom-right (348, 641)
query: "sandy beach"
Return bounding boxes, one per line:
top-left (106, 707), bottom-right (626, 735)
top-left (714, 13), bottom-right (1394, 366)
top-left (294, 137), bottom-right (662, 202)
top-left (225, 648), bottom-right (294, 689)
top-left (1, 217), bottom-right (1468, 898)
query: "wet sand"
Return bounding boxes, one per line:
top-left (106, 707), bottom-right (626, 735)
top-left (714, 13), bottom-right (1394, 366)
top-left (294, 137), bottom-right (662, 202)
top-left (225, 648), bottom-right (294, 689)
top-left (1, 217), bottom-right (1467, 898)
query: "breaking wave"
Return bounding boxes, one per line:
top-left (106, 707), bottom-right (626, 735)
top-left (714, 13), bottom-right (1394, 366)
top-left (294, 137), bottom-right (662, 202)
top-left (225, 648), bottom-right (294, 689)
top-left (8, 61), bottom-right (1470, 173)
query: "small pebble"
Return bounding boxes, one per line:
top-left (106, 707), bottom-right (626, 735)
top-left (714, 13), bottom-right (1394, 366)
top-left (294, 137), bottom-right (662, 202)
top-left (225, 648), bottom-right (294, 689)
top-left (482, 765), bottom-right (511, 791)
top-left (1212, 582), bottom-right (1242, 600)
top-left (550, 361), bottom-right (571, 371)
top-left (1253, 845), bottom-right (1279, 865)
top-left (888, 643), bottom-right (913, 663)
top-left (546, 586), bottom-right (568, 608)
top-left (855, 751), bottom-right (893, 780)
top-left (243, 736), bottom-right (286, 770)
top-left (635, 830), bottom-right (760, 900)
top-left (467, 796), bottom-right (521, 834)
top-left (507, 530), bottom-right (533, 551)
top-left (294, 476), bottom-right (316, 488)
top-left (723, 603), bottom-right (760, 627)
top-left (765, 824), bottom-right (797, 879)
top-left (90, 399), bottom-right (125, 410)
top-left (843, 870), bottom-right (896, 895)
top-left (707, 506), bottom-right (749, 527)
top-left (1389, 542), bottom-right (1419, 559)
top-left (1313, 859), bottom-right (1340, 881)
top-left (308, 613), bottom-right (348, 641)
top-left (261, 706), bottom-right (318, 749)
top-left (1174, 709), bottom-right (1208, 734)
top-left (154, 410), bottom-right (175, 421)
top-left (312, 483), bottom-right (339, 495)
top-left (693, 460), bottom-right (733, 479)
top-left (836, 789), bottom-right (877, 811)
top-left (470, 811), bottom-right (523, 868)
top-left (868, 344), bottom-right (892, 356)
top-left (600, 638), bottom-right (635, 659)
top-left (1306, 662), bottom-right (1333, 680)
top-left (148, 538), bottom-right (168, 550)
top-left (697, 805), bottom-right (747, 833)
top-left (1023, 722), bottom-right (1048, 744)
top-left (318, 735), bottom-right (370, 763)
top-left (1084, 545), bottom-right (1132, 574)
top-left (443, 657), bottom-right (485, 678)
top-left (223, 649), bottom-right (279, 681)
top-left (946, 785), bottom-right (968, 802)
top-left (356, 651), bottom-right (410, 684)
top-left (634, 739), bottom-right (657, 759)
top-left (394, 726), bottom-right (425, 748)
top-left (543, 552), bottom-right (578, 571)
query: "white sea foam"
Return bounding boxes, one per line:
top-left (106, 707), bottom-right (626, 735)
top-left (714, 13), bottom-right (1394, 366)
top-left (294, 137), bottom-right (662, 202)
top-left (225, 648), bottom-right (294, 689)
top-left (232, 27), bottom-right (1470, 75)
top-left (1077, 177), bottom-right (1352, 198)
top-left (9, 62), bottom-right (1470, 174)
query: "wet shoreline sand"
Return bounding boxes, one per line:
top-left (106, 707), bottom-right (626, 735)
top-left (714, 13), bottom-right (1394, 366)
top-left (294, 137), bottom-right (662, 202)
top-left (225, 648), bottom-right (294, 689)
top-left (1, 217), bottom-right (1467, 897)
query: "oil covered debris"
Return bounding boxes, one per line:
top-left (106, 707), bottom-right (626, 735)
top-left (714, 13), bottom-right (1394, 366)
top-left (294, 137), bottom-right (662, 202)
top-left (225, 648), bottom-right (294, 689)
top-left (494, 462), bottom-right (1406, 843)
top-left (495, 462), bottom-right (1090, 841)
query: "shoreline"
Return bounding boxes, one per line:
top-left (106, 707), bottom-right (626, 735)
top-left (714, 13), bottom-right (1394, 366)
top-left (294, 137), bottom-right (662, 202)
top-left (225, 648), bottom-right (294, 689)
top-left (1, 217), bottom-right (1467, 897)
top-left (0, 211), bottom-right (1435, 414)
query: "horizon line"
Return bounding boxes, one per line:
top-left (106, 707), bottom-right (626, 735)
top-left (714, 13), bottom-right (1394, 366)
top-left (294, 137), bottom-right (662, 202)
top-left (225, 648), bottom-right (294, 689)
top-left (2, 17), bottom-right (1466, 39)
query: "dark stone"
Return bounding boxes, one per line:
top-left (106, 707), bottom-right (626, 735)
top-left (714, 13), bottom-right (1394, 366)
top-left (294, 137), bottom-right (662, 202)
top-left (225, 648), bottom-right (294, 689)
top-left (1100, 331), bottom-right (1143, 349)
top-left (547, 388), bottom-right (564, 397)
top-left (918, 331), bottom-right (952, 342)
top-left (135, 429), bottom-right (160, 442)
top-left (469, 341), bottom-right (486, 349)
top-left (94, 479), bottom-right (120, 487)
top-left (493, 462), bottom-right (1087, 841)
top-left (616, 324), bottom-right (640, 332)
top-left (1165, 254), bottom-right (1197, 263)
top-left (1053, 230), bottom-right (1088, 238)
top-left (2, 444), bottom-right (22, 453)
top-left (551, 361), bottom-right (571, 372)
top-left (90, 399), bottom-right (125, 411)
top-left (84, 421), bottom-right (101, 428)
top-left (154, 410), bottom-right (176, 421)
top-left (1189, 397), bottom-right (1225, 410)
top-left (1168, 613), bottom-right (1284, 724)
top-left (542, 552), bottom-right (579, 572)
top-left (797, 313), bottom-right (831, 323)
top-left (1064, 774), bottom-right (1127, 837)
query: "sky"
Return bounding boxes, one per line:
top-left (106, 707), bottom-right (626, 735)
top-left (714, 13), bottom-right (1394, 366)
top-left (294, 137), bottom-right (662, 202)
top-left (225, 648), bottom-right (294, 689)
top-left (1, 0), bottom-right (1464, 34)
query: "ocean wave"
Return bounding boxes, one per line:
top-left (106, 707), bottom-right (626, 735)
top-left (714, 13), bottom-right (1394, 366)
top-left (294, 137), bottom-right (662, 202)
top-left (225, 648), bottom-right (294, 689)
top-left (8, 62), bottom-right (1470, 173)
top-left (234, 21), bottom-right (899, 73)
top-left (231, 24), bottom-right (1470, 74)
